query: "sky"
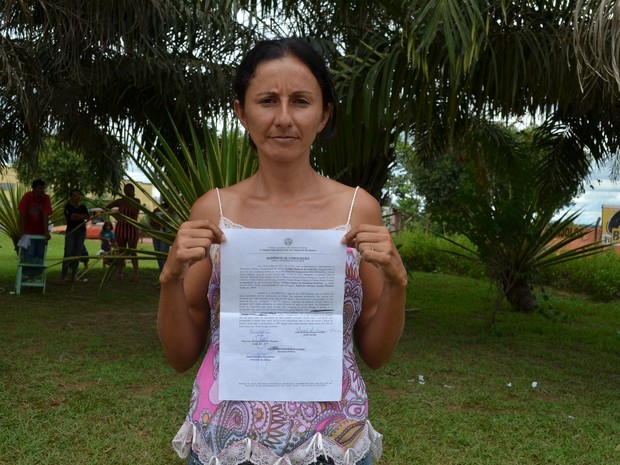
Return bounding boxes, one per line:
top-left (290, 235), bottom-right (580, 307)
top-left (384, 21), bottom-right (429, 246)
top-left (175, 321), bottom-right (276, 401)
top-left (558, 162), bottom-right (620, 225)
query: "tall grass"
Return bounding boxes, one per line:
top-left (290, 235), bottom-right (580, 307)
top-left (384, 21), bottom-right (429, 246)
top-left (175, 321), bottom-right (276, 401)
top-left (0, 234), bottom-right (618, 464)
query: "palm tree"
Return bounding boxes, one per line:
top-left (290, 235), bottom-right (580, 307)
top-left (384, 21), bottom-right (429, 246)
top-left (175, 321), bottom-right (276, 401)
top-left (413, 121), bottom-right (607, 316)
top-left (112, 117), bottom-right (257, 248)
top-left (3, 0), bottom-right (620, 198)
top-left (0, 0), bottom-right (255, 187)
top-left (327, 0), bottom-right (620, 180)
top-left (242, 0), bottom-right (620, 196)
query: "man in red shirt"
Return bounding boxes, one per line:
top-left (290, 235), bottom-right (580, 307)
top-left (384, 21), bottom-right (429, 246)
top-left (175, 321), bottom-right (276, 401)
top-left (18, 179), bottom-right (53, 272)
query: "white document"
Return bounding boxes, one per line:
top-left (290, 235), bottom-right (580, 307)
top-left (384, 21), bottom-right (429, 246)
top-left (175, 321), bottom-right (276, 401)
top-left (219, 229), bottom-right (346, 401)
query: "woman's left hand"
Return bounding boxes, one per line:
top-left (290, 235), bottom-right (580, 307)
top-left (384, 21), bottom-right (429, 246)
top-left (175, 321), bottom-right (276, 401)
top-left (342, 224), bottom-right (407, 288)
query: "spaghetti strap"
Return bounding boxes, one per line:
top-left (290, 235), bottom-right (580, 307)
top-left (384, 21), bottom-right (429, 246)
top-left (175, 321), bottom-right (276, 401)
top-left (346, 186), bottom-right (360, 226)
top-left (215, 187), bottom-right (224, 218)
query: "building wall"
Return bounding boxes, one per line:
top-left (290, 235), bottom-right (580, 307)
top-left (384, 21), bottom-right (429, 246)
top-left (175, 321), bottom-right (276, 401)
top-left (0, 167), bottom-right (19, 194)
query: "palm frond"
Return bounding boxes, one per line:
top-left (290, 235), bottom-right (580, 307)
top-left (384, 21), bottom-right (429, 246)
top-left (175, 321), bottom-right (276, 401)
top-left (573, 0), bottom-right (620, 98)
top-left (116, 116), bottom-right (257, 243)
top-left (0, 182), bottom-right (26, 249)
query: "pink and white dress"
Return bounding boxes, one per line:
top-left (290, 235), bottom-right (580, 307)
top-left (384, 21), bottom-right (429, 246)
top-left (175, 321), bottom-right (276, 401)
top-left (172, 187), bottom-right (382, 465)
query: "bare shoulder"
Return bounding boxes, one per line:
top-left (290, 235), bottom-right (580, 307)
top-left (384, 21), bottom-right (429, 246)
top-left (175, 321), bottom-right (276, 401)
top-left (349, 187), bottom-right (383, 226)
top-left (322, 178), bottom-right (362, 201)
top-left (189, 189), bottom-right (222, 223)
top-left (209, 183), bottom-right (249, 217)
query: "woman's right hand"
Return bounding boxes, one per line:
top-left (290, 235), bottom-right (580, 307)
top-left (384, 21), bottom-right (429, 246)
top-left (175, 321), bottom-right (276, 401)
top-left (160, 219), bottom-right (226, 283)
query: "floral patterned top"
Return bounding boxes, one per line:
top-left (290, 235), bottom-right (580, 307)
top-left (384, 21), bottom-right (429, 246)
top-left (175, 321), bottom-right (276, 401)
top-left (172, 188), bottom-right (382, 465)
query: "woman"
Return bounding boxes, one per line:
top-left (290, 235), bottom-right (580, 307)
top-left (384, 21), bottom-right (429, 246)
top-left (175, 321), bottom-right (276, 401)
top-left (158, 38), bottom-right (407, 465)
top-left (106, 183), bottom-right (140, 281)
top-left (61, 188), bottom-right (90, 283)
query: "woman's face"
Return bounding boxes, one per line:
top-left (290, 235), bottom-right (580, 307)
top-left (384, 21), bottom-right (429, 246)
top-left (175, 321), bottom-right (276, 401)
top-left (234, 55), bottom-right (330, 163)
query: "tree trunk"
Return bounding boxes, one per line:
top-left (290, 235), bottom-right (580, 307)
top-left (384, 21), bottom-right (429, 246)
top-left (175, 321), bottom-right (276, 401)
top-left (504, 277), bottom-right (538, 313)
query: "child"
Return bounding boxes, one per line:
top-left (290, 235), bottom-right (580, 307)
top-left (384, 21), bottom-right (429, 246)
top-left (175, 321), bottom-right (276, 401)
top-left (98, 221), bottom-right (117, 267)
top-left (99, 221), bottom-right (115, 253)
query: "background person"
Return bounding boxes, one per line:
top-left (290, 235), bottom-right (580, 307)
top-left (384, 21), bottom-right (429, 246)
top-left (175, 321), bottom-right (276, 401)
top-left (106, 183), bottom-right (140, 281)
top-left (18, 179), bottom-right (53, 277)
top-left (61, 189), bottom-right (90, 283)
top-left (99, 220), bottom-right (115, 253)
top-left (98, 221), bottom-right (118, 268)
top-left (158, 38), bottom-right (407, 465)
top-left (150, 201), bottom-right (172, 274)
top-left (80, 244), bottom-right (89, 270)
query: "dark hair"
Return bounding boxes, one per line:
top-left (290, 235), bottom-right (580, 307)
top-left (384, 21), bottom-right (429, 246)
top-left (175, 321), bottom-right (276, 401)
top-left (103, 221), bottom-right (113, 231)
top-left (233, 37), bottom-right (337, 140)
top-left (31, 179), bottom-right (45, 189)
top-left (70, 188), bottom-right (82, 196)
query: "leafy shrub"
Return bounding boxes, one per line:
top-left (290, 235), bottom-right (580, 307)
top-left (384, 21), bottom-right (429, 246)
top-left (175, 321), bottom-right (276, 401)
top-left (394, 228), bottom-right (485, 279)
top-left (537, 249), bottom-right (620, 301)
top-left (395, 228), bottom-right (620, 302)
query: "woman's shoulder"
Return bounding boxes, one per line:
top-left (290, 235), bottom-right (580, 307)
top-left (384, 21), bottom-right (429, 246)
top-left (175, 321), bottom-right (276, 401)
top-left (325, 180), bottom-right (377, 207)
top-left (190, 188), bottom-right (224, 222)
top-left (353, 186), bottom-right (380, 205)
top-left (320, 180), bottom-right (381, 225)
top-left (348, 186), bottom-right (382, 226)
top-left (206, 182), bottom-right (255, 215)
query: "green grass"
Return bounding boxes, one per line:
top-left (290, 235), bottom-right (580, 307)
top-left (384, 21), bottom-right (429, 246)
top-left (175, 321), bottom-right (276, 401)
top-left (0, 234), bottom-right (619, 464)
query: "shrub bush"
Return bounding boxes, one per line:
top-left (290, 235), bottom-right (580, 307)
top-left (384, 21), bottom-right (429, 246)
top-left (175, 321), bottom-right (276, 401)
top-left (537, 248), bottom-right (620, 301)
top-left (394, 228), bottom-right (485, 279)
top-left (395, 228), bottom-right (620, 302)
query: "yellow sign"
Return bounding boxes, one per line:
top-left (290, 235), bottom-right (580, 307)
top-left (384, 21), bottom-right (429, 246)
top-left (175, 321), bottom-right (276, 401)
top-left (601, 205), bottom-right (620, 244)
